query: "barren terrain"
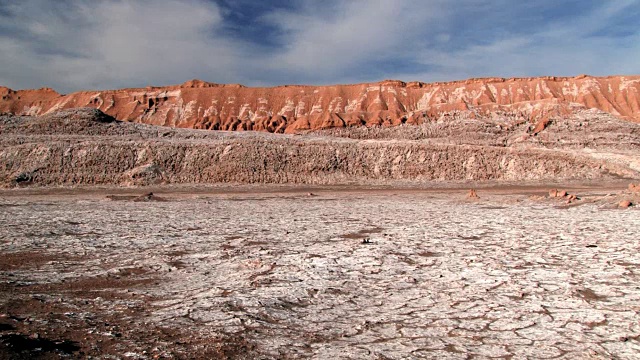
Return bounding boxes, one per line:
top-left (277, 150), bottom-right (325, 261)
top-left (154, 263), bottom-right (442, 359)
top-left (1, 82), bottom-right (640, 359)
top-left (1, 107), bottom-right (639, 188)
top-left (2, 76), bottom-right (640, 134)
top-left (1, 186), bottom-right (639, 359)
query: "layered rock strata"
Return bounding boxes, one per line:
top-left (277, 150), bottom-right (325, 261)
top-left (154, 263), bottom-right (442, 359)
top-left (1, 75), bottom-right (639, 134)
top-left (1, 108), bottom-right (638, 187)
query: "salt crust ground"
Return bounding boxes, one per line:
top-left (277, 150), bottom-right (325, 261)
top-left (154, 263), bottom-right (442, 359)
top-left (1, 186), bottom-right (639, 359)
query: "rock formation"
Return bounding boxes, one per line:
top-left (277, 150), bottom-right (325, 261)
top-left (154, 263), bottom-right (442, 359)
top-left (619, 200), bottom-right (633, 208)
top-left (467, 189), bottom-right (479, 199)
top-left (1, 75), bottom-right (639, 134)
top-left (2, 107), bottom-right (639, 187)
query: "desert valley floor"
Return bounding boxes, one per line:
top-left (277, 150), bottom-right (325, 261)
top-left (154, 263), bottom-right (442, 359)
top-left (1, 185), bottom-right (639, 359)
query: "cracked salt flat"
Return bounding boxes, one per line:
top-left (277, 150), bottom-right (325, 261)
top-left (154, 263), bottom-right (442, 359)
top-left (1, 191), bottom-right (639, 359)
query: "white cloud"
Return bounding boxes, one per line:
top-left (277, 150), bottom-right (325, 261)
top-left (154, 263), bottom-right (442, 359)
top-left (381, 1), bottom-right (640, 81)
top-left (0, 0), bottom-right (638, 92)
top-left (260, 0), bottom-right (443, 75)
top-left (0, 0), bottom-right (239, 92)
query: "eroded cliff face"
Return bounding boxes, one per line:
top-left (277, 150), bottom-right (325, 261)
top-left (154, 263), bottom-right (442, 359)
top-left (2, 108), bottom-right (639, 187)
top-left (1, 75), bottom-right (639, 134)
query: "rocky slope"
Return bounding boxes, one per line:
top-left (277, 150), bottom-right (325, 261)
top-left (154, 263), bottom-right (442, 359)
top-left (1, 108), bottom-right (639, 187)
top-left (1, 75), bottom-right (639, 134)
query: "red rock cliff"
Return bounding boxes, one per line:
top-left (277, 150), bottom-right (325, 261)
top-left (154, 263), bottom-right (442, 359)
top-left (1, 75), bottom-right (639, 133)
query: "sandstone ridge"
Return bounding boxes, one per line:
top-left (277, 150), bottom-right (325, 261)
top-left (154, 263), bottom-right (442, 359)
top-left (1, 75), bottom-right (639, 133)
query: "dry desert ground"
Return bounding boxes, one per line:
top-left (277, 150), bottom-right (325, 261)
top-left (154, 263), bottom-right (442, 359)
top-left (1, 97), bottom-right (640, 359)
top-left (1, 185), bottom-right (639, 359)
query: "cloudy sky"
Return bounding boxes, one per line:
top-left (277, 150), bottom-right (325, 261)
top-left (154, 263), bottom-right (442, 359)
top-left (0, 0), bottom-right (638, 93)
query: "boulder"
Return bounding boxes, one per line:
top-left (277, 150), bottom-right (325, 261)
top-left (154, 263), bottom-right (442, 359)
top-left (467, 189), bottom-right (479, 199)
top-left (619, 200), bottom-right (632, 208)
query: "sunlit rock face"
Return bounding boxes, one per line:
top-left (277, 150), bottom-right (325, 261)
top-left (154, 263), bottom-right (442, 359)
top-left (2, 75), bottom-right (639, 133)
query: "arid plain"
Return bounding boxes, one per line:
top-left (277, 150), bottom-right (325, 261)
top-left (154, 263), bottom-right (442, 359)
top-left (1, 185), bottom-right (640, 359)
top-left (1, 76), bottom-right (640, 359)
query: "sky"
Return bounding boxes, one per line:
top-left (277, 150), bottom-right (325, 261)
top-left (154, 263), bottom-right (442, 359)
top-left (0, 0), bottom-right (639, 93)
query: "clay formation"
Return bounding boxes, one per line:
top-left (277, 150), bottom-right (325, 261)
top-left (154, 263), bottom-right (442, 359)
top-left (2, 75), bottom-right (639, 134)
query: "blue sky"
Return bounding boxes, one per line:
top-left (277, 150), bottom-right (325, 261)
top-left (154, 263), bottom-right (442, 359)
top-left (0, 0), bottom-right (638, 93)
